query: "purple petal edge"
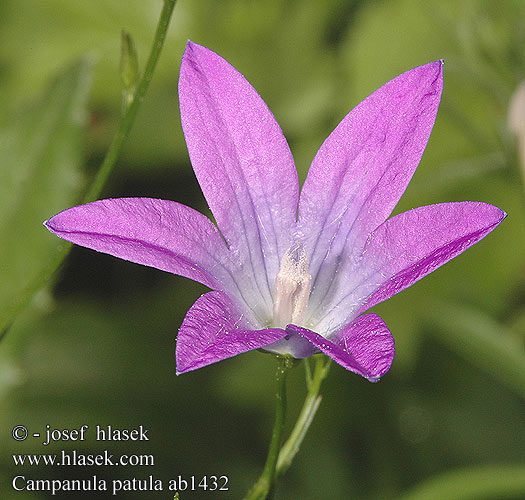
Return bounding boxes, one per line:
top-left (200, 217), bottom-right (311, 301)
top-left (287, 314), bottom-right (395, 382)
top-left (176, 291), bottom-right (287, 374)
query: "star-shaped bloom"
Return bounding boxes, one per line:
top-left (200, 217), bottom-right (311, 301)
top-left (45, 41), bottom-right (506, 382)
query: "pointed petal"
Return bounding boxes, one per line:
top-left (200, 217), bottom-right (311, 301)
top-left (287, 313), bottom-right (395, 381)
top-left (179, 41), bottom-right (299, 319)
top-left (176, 291), bottom-right (287, 374)
top-left (298, 61), bottom-right (443, 312)
top-left (44, 198), bottom-right (235, 291)
top-left (357, 202), bottom-right (507, 312)
top-left (313, 202), bottom-right (506, 332)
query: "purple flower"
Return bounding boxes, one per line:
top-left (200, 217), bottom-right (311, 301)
top-left (45, 41), bottom-right (506, 381)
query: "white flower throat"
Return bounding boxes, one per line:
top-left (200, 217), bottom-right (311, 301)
top-left (272, 243), bottom-right (311, 328)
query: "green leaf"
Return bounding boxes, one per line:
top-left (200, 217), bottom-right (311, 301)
top-left (426, 302), bottom-right (525, 397)
top-left (0, 58), bottom-right (92, 334)
top-left (398, 464), bottom-right (525, 500)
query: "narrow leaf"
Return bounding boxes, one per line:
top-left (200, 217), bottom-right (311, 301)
top-left (398, 464), bottom-right (525, 500)
top-left (426, 302), bottom-right (525, 397)
top-left (0, 59), bottom-right (92, 333)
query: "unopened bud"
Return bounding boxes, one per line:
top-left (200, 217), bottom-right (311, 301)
top-left (508, 81), bottom-right (525, 182)
top-left (120, 30), bottom-right (140, 109)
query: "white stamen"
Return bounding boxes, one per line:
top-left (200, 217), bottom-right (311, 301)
top-left (273, 243), bottom-right (311, 328)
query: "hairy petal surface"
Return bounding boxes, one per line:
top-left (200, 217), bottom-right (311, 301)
top-left (298, 61), bottom-right (443, 316)
top-left (44, 198), bottom-right (235, 292)
top-left (314, 202), bottom-right (506, 332)
top-left (176, 291), bottom-right (287, 374)
top-left (287, 313), bottom-right (395, 381)
top-left (179, 41), bottom-right (299, 324)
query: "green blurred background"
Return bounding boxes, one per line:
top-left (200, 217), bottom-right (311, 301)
top-left (1, 1), bottom-right (524, 499)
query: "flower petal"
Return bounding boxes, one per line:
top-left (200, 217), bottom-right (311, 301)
top-left (44, 198), bottom-right (235, 291)
top-left (313, 202), bottom-right (506, 333)
top-left (179, 41), bottom-right (299, 322)
top-left (298, 61), bottom-right (443, 314)
top-left (358, 201), bottom-right (506, 311)
top-left (287, 313), bottom-right (395, 381)
top-left (176, 291), bottom-right (287, 374)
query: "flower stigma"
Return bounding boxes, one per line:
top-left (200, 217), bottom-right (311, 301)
top-left (272, 243), bottom-right (311, 328)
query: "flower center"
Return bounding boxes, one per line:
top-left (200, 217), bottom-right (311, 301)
top-left (272, 243), bottom-right (311, 328)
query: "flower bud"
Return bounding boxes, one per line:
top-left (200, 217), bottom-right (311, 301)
top-left (508, 81), bottom-right (525, 181)
top-left (120, 30), bottom-right (139, 109)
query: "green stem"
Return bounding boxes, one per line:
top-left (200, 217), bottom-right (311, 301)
top-left (0, 0), bottom-right (177, 339)
top-left (84, 0), bottom-right (177, 202)
top-left (276, 356), bottom-right (330, 478)
top-left (242, 356), bottom-right (293, 500)
top-left (242, 356), bottom-right (331, 500)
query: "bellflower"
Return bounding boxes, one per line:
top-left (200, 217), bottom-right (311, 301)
top-left (45, 41), bottom-right (506, 382)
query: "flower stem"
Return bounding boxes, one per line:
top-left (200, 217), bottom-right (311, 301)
top-left (242, 356), bottom-right (294, 500)
top-left (84, 0), bottom-right (177, 202)
top-left (276, 355), bottom-right (331, 478)
top-left (0, 0), bottom-right (177, 340)
top-left (242, 355), bottom-right (331, 500)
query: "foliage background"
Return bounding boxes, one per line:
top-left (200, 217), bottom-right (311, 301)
top-left (1, 0), bottom-right (524, 499)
